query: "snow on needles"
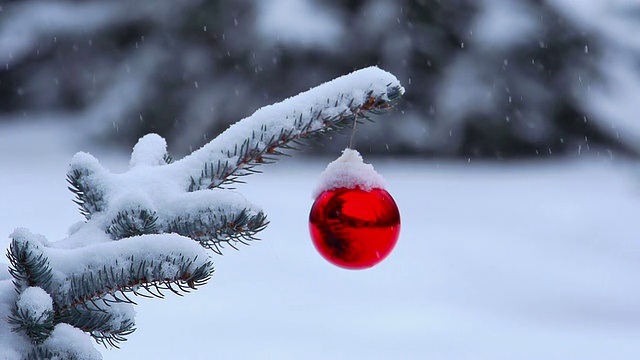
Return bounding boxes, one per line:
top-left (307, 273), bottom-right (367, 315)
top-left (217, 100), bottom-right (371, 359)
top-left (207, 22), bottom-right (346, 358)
top-left (46, 233), bottom-right (211, 284)
top-left (129, 133), bottom-right (167, 168)
top-left (312, 148), bottom-right (386, 198)
top-left (16, 286), bottom-right (53, 319)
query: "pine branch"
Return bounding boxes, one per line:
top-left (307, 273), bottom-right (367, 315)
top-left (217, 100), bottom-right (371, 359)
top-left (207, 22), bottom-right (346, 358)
top-left (27, 347), bottom-right (67, 360)
top-left (55, 254), bottom-right (213, 313)
top-left (106, 208), bottom-right (159, 239)
top-left (163, 152), bottom-right (174, 164)
top-left (199, 87), bottom-right (401, 190)
top-left (167, 209), bottom-right (268, 255)
top-left (177, 66), bottom-right (404, 191)
top-left (45, 251), bottom-right (212, 347)
top-left (6, 233), bottom-right (53, 292)
top-left (67, 168), bottom-right (106, 220)
top-left (55, 305), bottom-right (136, 348)
top-left (8, 305), bottom-right (55, 344)
top-left (4, 231), bottom-right (213, 349)
top-left (25, 323), bottom-right (102, 360)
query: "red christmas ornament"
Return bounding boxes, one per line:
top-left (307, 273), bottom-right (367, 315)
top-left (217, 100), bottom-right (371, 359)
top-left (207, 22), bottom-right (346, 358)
top-left (309, 187), bottom-right (400, 269)
top-left (309, 149), bottom-right (401, 269)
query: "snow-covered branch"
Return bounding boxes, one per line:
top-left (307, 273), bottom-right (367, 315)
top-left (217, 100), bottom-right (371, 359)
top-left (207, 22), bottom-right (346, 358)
top-left (1, 66), bottom-right (404, 358)
top-left (176, 66), bottom-right (404, 191)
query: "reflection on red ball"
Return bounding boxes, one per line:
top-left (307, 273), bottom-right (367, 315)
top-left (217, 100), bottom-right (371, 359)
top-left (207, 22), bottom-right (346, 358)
top-left (309, 187), bottom-right (400, 269)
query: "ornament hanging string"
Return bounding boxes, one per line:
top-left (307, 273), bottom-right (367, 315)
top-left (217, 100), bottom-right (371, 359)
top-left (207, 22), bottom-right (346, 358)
top-left (349, 110), bottom-right (358, 149)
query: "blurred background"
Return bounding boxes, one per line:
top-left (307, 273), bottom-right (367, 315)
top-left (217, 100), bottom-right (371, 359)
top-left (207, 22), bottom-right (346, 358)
top-left (2, 1), bottom-right (640, 360)
top-left (2, 0), bottom-right (640, 159)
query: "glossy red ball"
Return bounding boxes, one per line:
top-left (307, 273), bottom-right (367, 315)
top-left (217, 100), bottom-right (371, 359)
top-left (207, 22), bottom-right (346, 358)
top-left (309, 187), bottom-right (400, 269)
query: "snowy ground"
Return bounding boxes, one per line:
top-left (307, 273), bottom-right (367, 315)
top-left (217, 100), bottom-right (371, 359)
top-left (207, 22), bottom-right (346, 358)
top-left (2, 122), bottom-right (640, 359)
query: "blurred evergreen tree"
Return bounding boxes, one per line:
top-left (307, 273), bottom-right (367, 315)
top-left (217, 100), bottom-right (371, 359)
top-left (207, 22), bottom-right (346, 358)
top-left (0, 0), bottom-right (638, 158)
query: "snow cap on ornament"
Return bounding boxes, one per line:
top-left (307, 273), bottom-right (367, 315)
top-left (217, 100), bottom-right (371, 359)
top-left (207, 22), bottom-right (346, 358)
top-left (312, 148), bottom-right (386, 198)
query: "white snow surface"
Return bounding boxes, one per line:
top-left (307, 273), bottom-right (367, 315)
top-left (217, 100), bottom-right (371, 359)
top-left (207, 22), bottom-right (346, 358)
top-left (2, 123), bottom-right (640, 359)
top-left (312, 148), bottom-right (386, 198)
top-left (16, 286), bottom-right (53, 319)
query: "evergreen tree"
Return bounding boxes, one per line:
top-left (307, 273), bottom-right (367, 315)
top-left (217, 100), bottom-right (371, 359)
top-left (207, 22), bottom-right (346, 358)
top-left (0, 67), bottom-right (403, 358)
top-left (1, 0), bottom-right (639, 158)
